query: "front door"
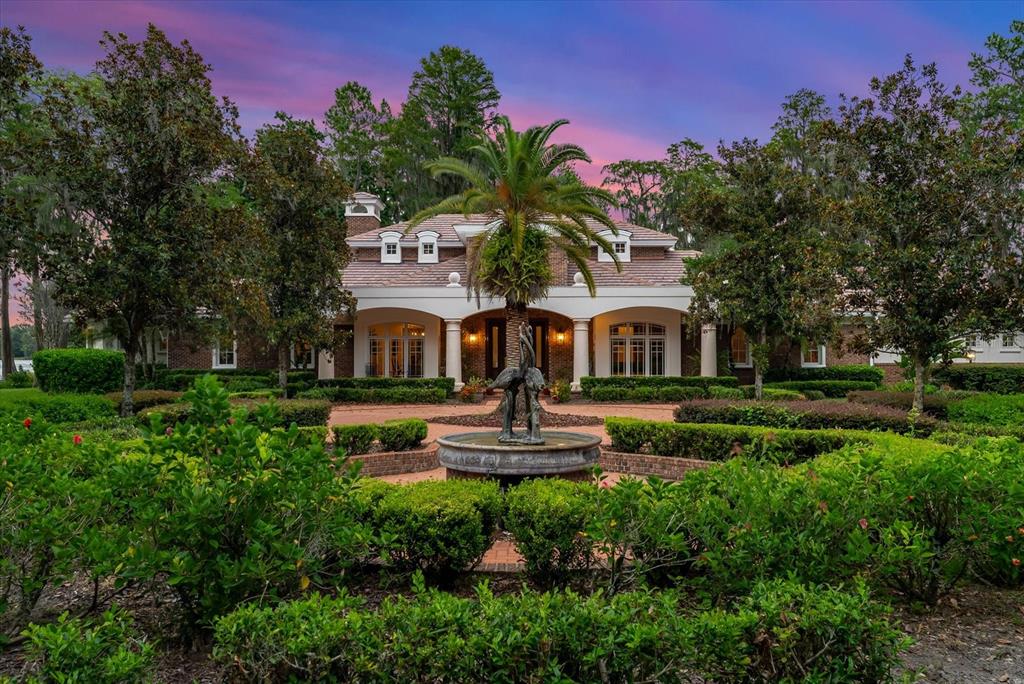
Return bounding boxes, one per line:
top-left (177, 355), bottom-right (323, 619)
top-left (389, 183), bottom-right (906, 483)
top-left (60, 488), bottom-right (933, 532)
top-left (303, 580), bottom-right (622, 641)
top-left (484, 318), bottom-right (506, 380)
top-left (529, 319), bottom-right (549, 379)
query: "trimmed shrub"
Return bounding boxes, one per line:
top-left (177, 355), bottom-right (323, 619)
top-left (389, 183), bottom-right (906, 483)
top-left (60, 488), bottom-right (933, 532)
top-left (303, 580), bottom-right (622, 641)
top-left (372, 479), bottom-right (501, 578)
top-left (21, 609), bottom-right (154, 683)
top-left (580, 375), bottom-right (738, 397)
top-left (504, 479), bottom-right (595, 585)
top-left (138, 396), bottom-right (330, 428)
top-left (946, 393), bottom-right (1024, 427)
top-left (377, 419), bottom-right (428, 451)
top-left (33, 348), bottom-right (124, 394)
top-left (213, 580), bottom-right (906, 683)
top-left (740, 386), bottom-right (806, 400)
top-left (316, 376), bottom-right (454, 391)
top-left (333, 424), bottom-right (378, 456)
top-left (229, 388), bottom-right (285, 399)
top-left (932, 363), bottom-right (1024, 394)
top-left (673, 399), bottom-right (937, 435)
top-left (605, 417), bottom-right (887, 464)
top-left (105, 389), bottom-right (182, 413)
top-left (708, 385), bottom-right (744, 399)
top-left (0, 389), bottom-right (116, 424)
top-left (0, 370), bottom-right (34, 388)
top-left (298, 386), bottom-right (448, 404)
top-left (764, 379), bottom-right (879, 397)
top-left (848, 390), bottom-right (959, 419)
top-left (765, 364), bottom-right (884, 384)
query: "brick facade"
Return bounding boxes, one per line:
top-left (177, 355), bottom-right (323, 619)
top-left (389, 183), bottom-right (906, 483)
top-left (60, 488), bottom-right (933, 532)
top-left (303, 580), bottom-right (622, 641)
top-left (459, 309), bottom-right (574, 383)
top-left (345, 214), bottom-right (381, 237)
top-left (167, 330), bottom-right (279, 371)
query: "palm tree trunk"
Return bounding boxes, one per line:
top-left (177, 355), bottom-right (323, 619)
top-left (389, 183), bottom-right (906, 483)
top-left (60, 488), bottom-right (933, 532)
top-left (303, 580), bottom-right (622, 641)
top-left (504, 301), bottom-right (528, 368)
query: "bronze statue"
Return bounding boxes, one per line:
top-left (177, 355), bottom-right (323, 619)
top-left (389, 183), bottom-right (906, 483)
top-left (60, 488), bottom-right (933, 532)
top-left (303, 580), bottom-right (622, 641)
top-left (488, 323), bottom-right (545, 444)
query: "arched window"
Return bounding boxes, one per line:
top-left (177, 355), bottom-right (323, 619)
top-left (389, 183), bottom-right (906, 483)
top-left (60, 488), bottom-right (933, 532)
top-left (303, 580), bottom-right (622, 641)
top-left (609, 322), bottom-right (665, 376)
top-left (368, 323), bottom-right (425, 377)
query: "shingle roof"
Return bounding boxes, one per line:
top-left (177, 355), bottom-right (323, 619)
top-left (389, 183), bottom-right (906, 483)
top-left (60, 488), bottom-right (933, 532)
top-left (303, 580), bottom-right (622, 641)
top-left (347, 215), bottom-right (677, 244)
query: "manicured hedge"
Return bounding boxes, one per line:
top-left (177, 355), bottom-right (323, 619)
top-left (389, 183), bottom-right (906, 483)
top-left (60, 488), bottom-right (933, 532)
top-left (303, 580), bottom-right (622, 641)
top-left (932, 363), bottom-right (1024, 394)
top-left (150, 368), bottom-right (316, 391)
top-left (589, 385), bottom-right (706, 402)
top-left (847, 390), bottom-right (961, 419)
top-left (213, 580), bottom-right (906, 684)
top-left (33, 348), bottom-right (124, 394)
top-left (378, 419), bottom-right (428, 451)
top-left (504, 478), bottom-right (595, 584)
top-left (138, 398), bottom-right (330, 427)
top-left (764, 379), bottom-right (879, 397)
top-left (333, 424), bottom-right (378, 456)
top-left (370, 479), bottom-right (502, 578)
top-left (298, 386), bottom-right (448, 404)
top-left (739, 386), bottom-right (807, 400)
top-left (316, 376), bottom-right (455, 392)
top-left (105, 389), bottom-right (183, 413)
top-left (673, 399), bottom-right (937, 435)
top-left (946, 393), bottom-right (1024, 426)
top-left (0, 388), bottom-right (117, 424)
top-left (764, 364), bottom-right (884, 384)
top-left (605, 417), bottom-right (896, 464)
top-left (580, 375), bottom-right (738, 398)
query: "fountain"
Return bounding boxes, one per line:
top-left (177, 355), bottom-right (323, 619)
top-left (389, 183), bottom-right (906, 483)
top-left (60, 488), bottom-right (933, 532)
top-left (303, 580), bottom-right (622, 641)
top-left (437, 324), bottom-right (600, 484)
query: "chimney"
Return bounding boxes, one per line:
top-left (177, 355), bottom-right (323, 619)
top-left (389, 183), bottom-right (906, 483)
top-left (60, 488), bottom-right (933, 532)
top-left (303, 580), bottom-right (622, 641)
top-left (344, 192), bottom-right (383, 236)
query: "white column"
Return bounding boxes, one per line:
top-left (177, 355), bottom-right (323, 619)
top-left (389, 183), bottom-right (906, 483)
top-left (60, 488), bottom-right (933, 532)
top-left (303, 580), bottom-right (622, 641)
top-left (572, 318), bottom-right (589, 392)
top-left (445, 319), bottom-right (463, 390)
top-left (317, 349), bottom-right (334, 380)
top-left (700, 323), bottom-right (718, 377)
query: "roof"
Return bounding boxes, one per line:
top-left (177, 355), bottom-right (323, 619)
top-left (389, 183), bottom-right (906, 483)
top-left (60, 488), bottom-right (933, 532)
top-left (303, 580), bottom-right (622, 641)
top-left (347, 214), bottom-right (678, 245)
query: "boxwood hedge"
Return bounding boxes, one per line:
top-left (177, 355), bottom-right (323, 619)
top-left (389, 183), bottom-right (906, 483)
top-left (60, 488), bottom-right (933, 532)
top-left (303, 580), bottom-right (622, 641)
top-left (580, 375), bottom-right (738, 398)
top-left (932, 363), bottom-right (1024, 394)
top-left (138, 397), bottom-right (330, 427)
top-left (764, 379), bottom-right (879, 397)
top-left (33, 348), bottom-right (125, 394)
top-left (673, 399), bottom-right (937, 435)
top-left (764, 364), bottom-right (884, 384)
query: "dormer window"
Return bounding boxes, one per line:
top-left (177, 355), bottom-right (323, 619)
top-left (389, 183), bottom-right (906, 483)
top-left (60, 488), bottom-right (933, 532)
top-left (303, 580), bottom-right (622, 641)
top-left (380, 231), bottom-right (402, 263)
top-left (417, 231), bottom-right (440, 264)
top-left (598, 230), bottom-right (631, 263)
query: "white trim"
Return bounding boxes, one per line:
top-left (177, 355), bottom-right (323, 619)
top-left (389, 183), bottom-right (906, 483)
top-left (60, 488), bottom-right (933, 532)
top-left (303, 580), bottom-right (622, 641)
top-left (212, 336), bottom-right (237, 369)
top-left (801, 342), bottom-right (827, 368)
top-left (597, 229), bottom-right (631, 263)
top-left (417, 230), bottom-right (440, 264)
top-left (380, 230), bottom-right (402, 264)
top-left (729, 329), bottom-right (752, 368)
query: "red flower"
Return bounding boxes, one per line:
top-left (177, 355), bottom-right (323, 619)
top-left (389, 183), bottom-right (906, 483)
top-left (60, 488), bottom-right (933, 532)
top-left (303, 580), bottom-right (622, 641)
top-left (227, 417), bottom-right (235, 425)
top-left (1013, 558), bottom-right (1021, 567)
top-left (906, 495), bottom-right (915, 502)
top-left (858, 518), bottom-right (869, 530)
top-left (599, 480), bottom-right (611, 489)
top-left (22, 418), bottom-right (31, 429)
top-left (817, 501), bottom-right (828, 513)
top-left (73, 434), bottom-right (82, 446)
top-left (164, 427), bottom-right (174, 436)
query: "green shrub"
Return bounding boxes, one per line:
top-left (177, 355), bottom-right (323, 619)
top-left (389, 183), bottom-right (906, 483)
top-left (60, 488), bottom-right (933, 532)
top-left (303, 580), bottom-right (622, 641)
top-left (848, 390), bottom-right (959, 419)
top-left (0, 389), bottom-right (116, 424)
top-left (673, 399), bottom-right (937, 435)
top-left (138, 395), bottom-right (329, 428)
top-left (708, 385), bottom-right (744, 399)
top-left (764, 379), bottom-right (879, 397)
top-left (377, 419), bottom-right (428, 451)
top-left (150, 368), bottom-right (315, 391)
top-left (122, 375), bottom-right (371, 631)
top-left (606, 417), bottom-right (880, 464)
top-left (0, 370), bottom-right (34, 388)
top-left (504, 479), bottom-right (595, 585)
top-left (33, 348), bottom-right (125, 394)
top-left (298, 386), bottom-right (447, 404)
top-left (589, 385), bottom-right (707, 402)
top-left (104, 389), bottom-right (182, 413)
top-left (333, 424), bottom-right (378, 456)
top-left (22, 609), bottom-right (154, 683)
top-left (317, 376), bottom-right (455, 392)
top-left (372, 479), bottom-right (501, 579)
top-left (802, 389), bottom-right (827, 400)
top-left (946, 393), bottom-right (1024, 426)
top-left (551, 378), bottom-right (572, 403)
top-left (932, 363), bottom-right (1024, 394)
top-left (214, 581), bottom-right (906, 683)
top-left (229, 388), bottom-right (285, 399)
top-left (765, 364), bottom-right (884, 383)
top-left (580, 375), bottom-right (738, 398)
top-left (740, 386), bottom-right (806, 400)
top-left (656, 385), bottom-right (706, 402)
top-left (887, 380), bottom-right (939, 394)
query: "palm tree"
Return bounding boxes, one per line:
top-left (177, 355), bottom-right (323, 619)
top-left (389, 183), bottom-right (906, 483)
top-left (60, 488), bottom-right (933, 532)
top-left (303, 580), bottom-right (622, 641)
top-left (408, 117), bottom-right (620, 369)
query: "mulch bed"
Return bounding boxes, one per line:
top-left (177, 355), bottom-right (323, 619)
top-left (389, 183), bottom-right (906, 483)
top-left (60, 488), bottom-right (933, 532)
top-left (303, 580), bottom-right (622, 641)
top-left (428, 410), bottom-right (603, 428)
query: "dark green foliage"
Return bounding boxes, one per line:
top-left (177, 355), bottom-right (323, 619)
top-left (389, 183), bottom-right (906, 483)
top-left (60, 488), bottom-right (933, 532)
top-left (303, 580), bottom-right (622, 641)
top-left (149, 369), bottom-right (315, 391)
top-left (764, 379), bottom-right (879, 397)
top-left (504, 479), bottom-right (595, 585)
top-left (332, 424), bottom-right (378, 456)
top-left (580, 375), bottom-right (738, 398)
top-left (138, 397), bottom-right (329, 428)
top-left (316, 376), bottom-right (455, 391)
top-left (213, 580), bottom-right (906, 683)
top-left (765, 364), bottom-right (884, 383)
top-left (0, 370), bottom-right (34, 388)
top-left (589, 385), bottom-right (707, 402)
top-left (376, 419), bottom-right (428, 452)
top-left (740, 386), bottom-right (806, 400)
top-left (33, 349), bottom-right (124, 394)
top-left (298, 386), bottom-right (447, 404)
top-left (933, 363), bottom-right (1024, 394)
top-left (673, 399), bottom-right (937, 435)
top-left (21, 609), bottom-right (154, 683)
top-left (947, 393), bottom-right (1024, 426)
top-left (104, 389), bottom-right (182, 413)
top-left (606, 417), bottom-right (877, 464)
top-left (708, 385), bottom-right (744, 399)
top-left (372, 479), bottom-right (501, 579)
top-left (848, 390), bottom-right (960, 419)
top-left (0, 388), bottom-right (116, 423)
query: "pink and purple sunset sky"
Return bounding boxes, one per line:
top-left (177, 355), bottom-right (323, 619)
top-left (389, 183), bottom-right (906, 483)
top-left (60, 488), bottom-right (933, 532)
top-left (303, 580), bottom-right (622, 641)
top-left (1, 0), bottom-right (1020, 324)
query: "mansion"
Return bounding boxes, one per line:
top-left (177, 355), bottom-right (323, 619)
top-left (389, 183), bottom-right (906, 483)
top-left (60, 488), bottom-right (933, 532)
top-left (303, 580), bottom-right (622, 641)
top-left (162, 192), bottom-right (1024, 387)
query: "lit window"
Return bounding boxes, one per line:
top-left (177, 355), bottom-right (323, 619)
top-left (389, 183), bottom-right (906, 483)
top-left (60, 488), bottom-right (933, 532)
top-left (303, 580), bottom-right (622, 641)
top-left (368, 323), bottom-right (425, 377)
top-left (213, 334), bottom-right (237, 369)
top-left (730, 329), bottom-right (751, 367)
top-left (609, 322), bottom-right (665, 376)
top-left (801, 341), bottom-right (826, 368)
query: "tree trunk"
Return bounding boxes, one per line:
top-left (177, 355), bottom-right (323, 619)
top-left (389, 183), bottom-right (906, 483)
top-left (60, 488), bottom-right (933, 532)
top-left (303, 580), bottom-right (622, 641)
top-left (912, 356), bottom-right (927, 413)
top-left (277, 341), bottom-right (289, 390)
top-left (504, 302), bottom-right (528, 369)
top-left (30, 260), bottom-right (44, 351)
top-left (121, 335), bottom-right (137, 418)
top-left (753, 325), bottom-right (767, 401)
top-left (0, 266), bottom-right (13, 381)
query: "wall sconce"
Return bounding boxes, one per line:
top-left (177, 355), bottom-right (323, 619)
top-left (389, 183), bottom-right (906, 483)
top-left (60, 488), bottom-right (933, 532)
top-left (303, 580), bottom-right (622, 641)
top-left (965, 350), bottom-right (975, 364)
top-left (556, 331), bottom-right (566, 344)
top-left (467, 332), bottom-right (479, 345)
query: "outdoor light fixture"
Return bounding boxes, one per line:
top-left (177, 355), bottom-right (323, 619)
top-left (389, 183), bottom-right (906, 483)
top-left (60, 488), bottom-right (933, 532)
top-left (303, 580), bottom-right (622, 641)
top-left (966, 351), bottom-right (976, 363)
top-left (556, 331), bottom-right (566, 344)
top-left (468, 332), bottom-right (478, 344)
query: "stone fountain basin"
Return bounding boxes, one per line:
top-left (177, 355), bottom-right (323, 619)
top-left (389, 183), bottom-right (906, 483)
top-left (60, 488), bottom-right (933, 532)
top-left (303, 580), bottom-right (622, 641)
top-left (437, 431), bottom-right (601, 476)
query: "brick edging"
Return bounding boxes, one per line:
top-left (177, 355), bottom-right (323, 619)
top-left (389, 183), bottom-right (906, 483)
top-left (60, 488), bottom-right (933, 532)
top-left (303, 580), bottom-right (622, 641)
top-left (599, 448), bottom-right (712, 480)
top-left (348, 445), bottom-right (439, 477)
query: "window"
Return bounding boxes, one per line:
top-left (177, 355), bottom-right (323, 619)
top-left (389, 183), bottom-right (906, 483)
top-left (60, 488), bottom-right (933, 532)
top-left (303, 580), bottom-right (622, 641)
top-left (801, 341), bottom-right (826, 368)
top-left (609, 322), bottom-right (665, 376)
top-left (1001, 334), bottom-right (1019, 349)
top-left (368, 323), bottom-right (425, 377)
top-left (613, 242), bottom-right (627, 254)
top-left (597, 230), bottom-right (632, 262)
top-left (730, 329), bottom-right (751, 367)
top-left (213, 334), bottom-right (237, 369)
top-left (380, 231), bottom-right (402, 263)
top-left (422, 242), bottom-right (434, 255)
top-left (417, 231), bottom-right (439, 263)
top-left (291, 342), bottom-right (314, 369)
top-left (385, 243), bottom-right (397, 255)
